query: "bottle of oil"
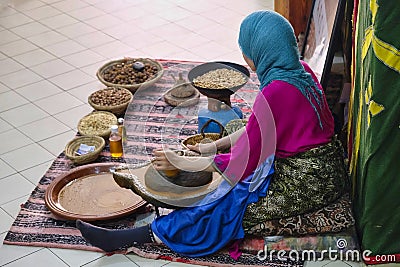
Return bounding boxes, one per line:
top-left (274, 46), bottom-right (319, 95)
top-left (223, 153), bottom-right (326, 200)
top-left (117, 118), bottom-right (127, 145)
top-left (109, 125), bottom-right (123, 158)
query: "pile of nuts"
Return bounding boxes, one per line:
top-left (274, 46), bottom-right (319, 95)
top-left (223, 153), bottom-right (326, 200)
top-left (193, 68), bottom-right (246, 89)
top-left (101, 59), bottom-right (159, 85)
top-left (79, 112), bottom-right (116, 136)
top-left (90, 87), bottom-right (132, 106)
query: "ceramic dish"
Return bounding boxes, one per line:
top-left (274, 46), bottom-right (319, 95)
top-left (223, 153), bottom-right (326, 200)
top-left (45, 162), bottom-right (146, 221)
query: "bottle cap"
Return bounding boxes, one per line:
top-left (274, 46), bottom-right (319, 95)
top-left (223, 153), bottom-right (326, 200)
top-left (111, 125), bottom-right (119, 131)
top-left (118, 118), bottom-right (124, 123)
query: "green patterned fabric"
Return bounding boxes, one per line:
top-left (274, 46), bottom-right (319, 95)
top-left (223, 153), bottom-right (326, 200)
top-left (243, 137), bottom-right (349, 231)
top-left (350, 0), bottom-right (400, 256)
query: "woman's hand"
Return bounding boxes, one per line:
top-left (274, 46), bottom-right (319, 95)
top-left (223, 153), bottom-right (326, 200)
top-left (152, 148), bottom-right (180, 171)
top-left (186, 142), bottom-right (218, 155)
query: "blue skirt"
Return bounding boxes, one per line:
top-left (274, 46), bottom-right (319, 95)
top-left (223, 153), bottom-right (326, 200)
top-left (151, 162), bottom-right (274, 257)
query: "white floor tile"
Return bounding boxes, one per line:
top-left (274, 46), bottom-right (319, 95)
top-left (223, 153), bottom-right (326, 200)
top-left (94, 0), bottom-right (135, 13)
top-left (27, 30), bottom-right (68, 47)
top-left (1, 143), bottom-right (55, 171)
top-left (168, 32), bottom-right (210, 52)
top-left (13, 48), bottom-right (56, 67)
top-left (61, 49), bottom-right (105, 68)
top-left (84, 14), bottom-right (123, 30)
top-left (91, 40), bottom-right (134, 59)
top-left (121, 31), bottom-right (163, 51)
top-left (0, 117), bottom-right (13, 133)
top-left (22, 5), bottom-right (62, 20)
top-left (34, 92), bottom-right (84, 115)
top-left (55, 22), bottom-right (98, 39)
top-left (0, 173), bottom-right (34, 205)
top-left (163, 262), bottom-right (202, 267)
top-left (11, 0), bottom-right (45, 12)
top-left (0, 51), bottom-right (6, 60)
top-left (15, 80), bottom-right (63, 102)
top-left (0, 128), bottom-right (33, 154)
top-left (0, 12), bottom-right (33, 28)
top-left (38, 130), bottom-right (76, 156)
top-left (0, 243), bottom-right (43, 267)
top-left (0, 6), bottom-right (18, 18)
top-left (175, 14), bottom-right (215, 32)
top-left (0, 82), bottom-right (11, 94)
top-left (39, 13), bottom-right (79, 30)
top-left (30, 58), bottom-right (75, 79)
top-left (0, 68), bottom-right (43, 89)
top-left (68, 5), bottom-right (106, 20)
top-left (190, 41), bottom-right (235, 61)
top-left (53, 104), bottom-right (93, 129)
top-left (0, 158), bottom-right (15, 179)
top-left (156, 6), bottom-right (193, 21)
top-left (19, 160), bottom-right (52, 185)
top-left (43, 39), bottom-right (86, 57)
top-left (140, 41), bottom-right (184, 59)
top-left (1, 194), bottom-right (28, 219)
top-left (126, 254), bottom-right (170, 267)
top-left (10, 21), bottom-right (50, 38)
top-left (48, 69), bottom-right (95, 91)
top-left (0, 58), bottom-right (25, 76)
top-left (0, 91), bottom-right (29, 112)
top-left (49, 247), bottom-right (103, 267)
top-left (0, 103), bottom-right (49, 127)
top-left (0, 29), bottom-right (21, 45)
top-left (4, 248), bottom-right (69, 267)
top-left (74, 31), bottom-right (115, 49)
top-left (0, 207), bottom-right (14, 233)
top-left (67, 80), bottom-right (104, 102)
top-left (111, 6), bottom-right (155, 23)
top-left (0, 39), bottom-right (38, 57)
top-left (304, 260), bottom-right (334, 267)
top-left (18, 116), bottom-right (71, 142)
top-left (50, 0), bottom-right (89, 12)
top-left (82, 254), bottom-right (137, 266)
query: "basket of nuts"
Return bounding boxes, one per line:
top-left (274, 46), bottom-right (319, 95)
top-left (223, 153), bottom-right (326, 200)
top-left (96, 58), bottom-right (164, 93)
top-left (78, 111), bottom-right (118, 138)
top-left (88, 87), bottom-right (133, 115)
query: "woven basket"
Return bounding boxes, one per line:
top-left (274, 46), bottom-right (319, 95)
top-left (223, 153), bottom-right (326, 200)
top-left (77, 111), bottom-right (118, 138)
top-left (181, 119), bottom-right (224, 150)
top-left (96, 58), bottom-right (164, 93)
top-left (88, 87), bottom-right (133, 115)
top-left (65, 136), bottom-right (105, 165)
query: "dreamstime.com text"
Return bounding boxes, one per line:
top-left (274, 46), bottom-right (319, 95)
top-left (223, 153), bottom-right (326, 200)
top-left (256, 239), bottom-right (397, 262)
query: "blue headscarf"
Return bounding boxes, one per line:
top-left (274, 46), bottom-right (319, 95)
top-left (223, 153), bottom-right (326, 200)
top-left (238, 11), bottom-right (324, 128)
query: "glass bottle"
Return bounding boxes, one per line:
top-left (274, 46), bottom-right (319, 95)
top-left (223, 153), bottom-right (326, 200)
top-left (109, 125), bottom-right (123, 158)
top-left (117, 118), bottom-right (127, 145)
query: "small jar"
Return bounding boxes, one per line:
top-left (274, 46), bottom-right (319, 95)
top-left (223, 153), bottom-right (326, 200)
top-left (109, 125), bottom-right (123, 158)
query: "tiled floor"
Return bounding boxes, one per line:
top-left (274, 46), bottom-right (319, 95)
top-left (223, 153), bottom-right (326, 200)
top-left (0, 0), bottom-right (367, 266)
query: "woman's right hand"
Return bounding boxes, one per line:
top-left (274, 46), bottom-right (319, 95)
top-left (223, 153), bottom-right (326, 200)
top-left (186, 142), bottom-right (218, 155)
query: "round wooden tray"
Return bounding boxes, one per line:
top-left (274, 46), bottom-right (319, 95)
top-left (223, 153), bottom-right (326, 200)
top-left (45, 162), bottom-right (146, 221)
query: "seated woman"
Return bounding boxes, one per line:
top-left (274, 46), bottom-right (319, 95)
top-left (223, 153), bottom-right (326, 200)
top-left (76, 10), bottom-right (349, 257)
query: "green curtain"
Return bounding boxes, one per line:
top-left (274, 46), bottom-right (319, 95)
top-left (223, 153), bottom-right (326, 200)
top-left (350, 0), bottom-right (400, 256)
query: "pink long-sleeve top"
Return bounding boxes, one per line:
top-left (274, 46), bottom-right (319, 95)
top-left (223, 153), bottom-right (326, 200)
top-left (213, 62), bottom-right (334, 182)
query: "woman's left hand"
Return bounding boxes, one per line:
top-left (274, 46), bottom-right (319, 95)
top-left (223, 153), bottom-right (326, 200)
top-left (152, 148), bottom-right (180, 171)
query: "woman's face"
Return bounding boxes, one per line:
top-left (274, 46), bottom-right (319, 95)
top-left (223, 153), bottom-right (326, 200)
top-left (242, 53), bottom-right (256, 71)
